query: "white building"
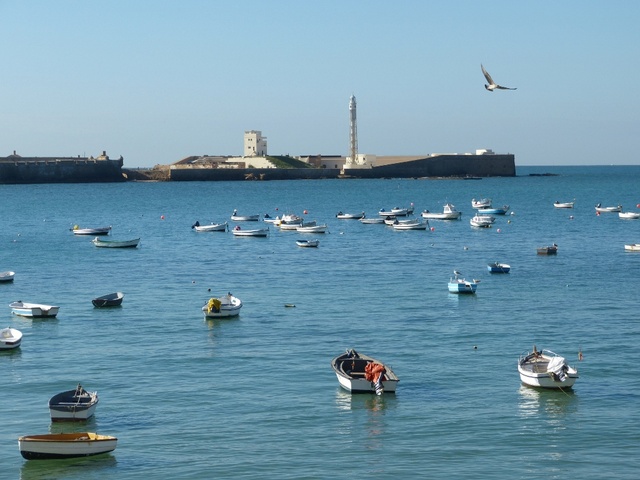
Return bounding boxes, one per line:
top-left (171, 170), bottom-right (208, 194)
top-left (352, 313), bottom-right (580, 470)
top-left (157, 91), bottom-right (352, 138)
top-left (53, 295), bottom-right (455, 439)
top-left (244, 130), bottom-right (268, 157)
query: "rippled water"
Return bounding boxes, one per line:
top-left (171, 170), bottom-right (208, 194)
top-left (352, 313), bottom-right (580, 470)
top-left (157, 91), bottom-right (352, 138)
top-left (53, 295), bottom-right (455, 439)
top-left (2, 166), bottom-right (640, 479)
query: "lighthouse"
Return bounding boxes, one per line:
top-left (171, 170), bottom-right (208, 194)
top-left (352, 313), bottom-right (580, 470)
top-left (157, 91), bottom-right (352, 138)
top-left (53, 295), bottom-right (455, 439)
top-left (345, 95), bottom-right (375, 169)
top-left (348, 95), bottom-right (358, 166)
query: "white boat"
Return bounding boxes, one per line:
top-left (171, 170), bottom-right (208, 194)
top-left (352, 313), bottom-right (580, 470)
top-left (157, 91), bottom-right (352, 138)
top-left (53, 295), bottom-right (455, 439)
top-left (230, 210), bottom-right (260, 221)
top-left (487, 262), bottom-right (511, 273)
top-left (379, 207), bottom-right (410, 217)
top-left (359, 217), bottom-right (385, 224)
top-left (0, 327), bottom-right (22, 349)
top-left (624, 243), bottom-right (640, 252)
top-left (192, 221), bottom-right (228, 232)
top-left (202, 293), bottom-right (242, 318)
top-left (619, 211), bottom-right (640, 219)
top-left (92, 237), bottom-right (140, 248)
top-left (49, 384), bottom-right (99, 422)
top-left (336, 212), bottom-right (365, 219)
top-left (296, 224), bottom-right (328, 233)
top-left (296, 239), bottom-right (319, 248)
top-left (0, 271), bottom-right (15, 282)
top-left (10, 301), bottom-right (59, 318)
top-left (71, 226), bottom-right (111, 235)
top-left (231, 226), bottom-right (269, 237)
top-left (392, 219), bottom-right (429, 230)
top-left (518, 347), bottom-right (578, 389)
top-left (472, 198), bottom-right (492, 209)
top-left (470, 214), bottom-right (495, 228)
top-left (421, 203), bottom-right (462, 220)
top-left (554, 201), bottom-right (575, 208)
top-left (280, 220), bottom-right (312, 231)
top-left (595, 203), bottom-right (622, 213)
top-left (262, 214), bottom-right (279, 224)
top-left (331, 349), bottom-right (399, 395)
top-left (477, 205), bottom-right (510, 215)
top-left (448, 271), bottom-right (478, 294)
top-left (18, 432), bottom-right (117, 460)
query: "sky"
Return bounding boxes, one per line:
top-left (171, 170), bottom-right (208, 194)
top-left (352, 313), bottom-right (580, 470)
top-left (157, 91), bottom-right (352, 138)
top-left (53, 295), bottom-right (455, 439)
top-left (1, 1), bottom-right (638, 167)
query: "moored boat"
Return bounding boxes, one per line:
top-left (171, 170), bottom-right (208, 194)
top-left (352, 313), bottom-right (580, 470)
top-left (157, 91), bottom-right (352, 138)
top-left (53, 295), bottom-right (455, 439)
top-left (192, 221), bottom-right (228, 232)
top-left (230, 210), bottom-right (260, 221)
top-left (336, 211), bottom-right (365, 219)
top-left (296, 239), bottom-right (319, 248)
top-left (49, 384), bottom-right (99, 422)
top-left (487, 262), bottom-right (511, 273)
top-left (296, 224), bottom-right (328, 233)
top-left (202, 293), bottom-right (243, 318)
top-left (595, 203), bottom-right (622, 213)
top-left (518, 347), bottom-right (578, 389)
top-left (0, 271), bottom-right (15, 282)
top-left (471, 198), bottom-right (492, 209)
top-left (448, 271), bottom-right (478, 294)
top-left (537, 244), bottom-right (558, 255)
top-left (18, 432), bottom-right (117, 460)
top-left (477, 205), bottom-right (510, 215)
top-left (554, 201), bottom-right (575, 208)
top-left (392, 219), bottom-right (428, 230)
top-left (331, 349), bottom-right (399, 394)
top-left (92, 292), bottom-right (124, 308)
top-left (71, 226), bottom-right (111, 235)
top-left (421, 203), bottom-right (462, 220)
top-left (10, 301), bottom-right (59, 318)
top-left (0, 327), bottom-right (22, 349)
top-left (360, 217), bottom-right (385, 224)
top-left (619, 211), bottom-right (640, 219)
top-left (470, 214), bottom-right (495, 228)
top-left (231, 226), bottom-right (269, 237)
top-left (624, 243), bottom-right (640, 252)
top-left (92, 237), bottom-right (140, 248)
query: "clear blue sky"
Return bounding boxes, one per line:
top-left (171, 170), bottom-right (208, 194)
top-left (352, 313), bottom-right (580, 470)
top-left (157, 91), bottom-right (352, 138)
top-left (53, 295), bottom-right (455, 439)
top-left (1, 1), bottom-right (638, 167)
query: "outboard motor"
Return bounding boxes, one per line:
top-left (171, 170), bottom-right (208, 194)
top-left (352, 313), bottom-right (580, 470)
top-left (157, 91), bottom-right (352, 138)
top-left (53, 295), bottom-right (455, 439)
top-left (547, 356), bottom-right (568, 382)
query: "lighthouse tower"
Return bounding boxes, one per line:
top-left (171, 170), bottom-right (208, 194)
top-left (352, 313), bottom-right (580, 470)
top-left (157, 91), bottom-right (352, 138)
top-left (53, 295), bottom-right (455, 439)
top-left (345, 95), bottom-right (374, 169)
top-left (348, 95), bottom-right (358, 165)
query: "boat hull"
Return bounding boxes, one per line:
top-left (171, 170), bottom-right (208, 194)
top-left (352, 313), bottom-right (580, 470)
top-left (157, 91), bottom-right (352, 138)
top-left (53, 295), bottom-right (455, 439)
top-left (331, 351), bottom-right (399, 394)
top-left (0, 271), bottom-right (15, 282)
top-left (232, 228), bottom-right (268, 237)
top-left (92, 292), bottom-right (124, 308)
top-left (487, 263), bottom-right (510, 273)
top-left (49, 387), bottom-right (99, 421)
top-left (193, 222), bottom-right (227, 232)
top-left (624, 244), bottom-right (640, 252)
top-left (18, 433), bottom-right (117, 460)
top-left (448, 282), bottom-right (477, 293)
top-left (72, 227), bottom-right (111, 235)
top-left (0, 327), bottom-right (22, 349)
top-left (296, 240), bottom-right (319, 247)
top-left (10, 302), bottom-right (59, 318)
top-left (202, 295), bottom-right (243, 318)
top-left (92, 238), bottom-right (140, 248)
top-left (518, 351), bottom-right (578, 389)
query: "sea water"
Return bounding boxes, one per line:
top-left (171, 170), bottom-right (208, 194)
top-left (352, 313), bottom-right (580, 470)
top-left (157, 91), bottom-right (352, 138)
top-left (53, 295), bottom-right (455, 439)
top-left (1, 166), bottom-right (639, 479)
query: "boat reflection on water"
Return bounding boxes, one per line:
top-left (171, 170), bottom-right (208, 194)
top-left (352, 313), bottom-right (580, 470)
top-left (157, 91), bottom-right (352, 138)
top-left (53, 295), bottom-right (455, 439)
top-left (20, 452), bottom-right (117, 478)
top-left (334, 389), bottom-right (397, 452)
top-left (517, 385), bottom-right (578, 425)
top-left (334, 389), bottom-right (397, 412)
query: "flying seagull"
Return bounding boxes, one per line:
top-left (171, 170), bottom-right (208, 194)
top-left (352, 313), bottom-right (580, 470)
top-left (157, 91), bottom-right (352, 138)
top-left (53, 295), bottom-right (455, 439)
top-left (481, 64), bottom-right (517, 91)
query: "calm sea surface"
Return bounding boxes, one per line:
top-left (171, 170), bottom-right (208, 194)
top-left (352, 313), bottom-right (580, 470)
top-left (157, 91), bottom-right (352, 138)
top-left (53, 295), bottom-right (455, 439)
top-left (1, 166), bottom-right (639, 479)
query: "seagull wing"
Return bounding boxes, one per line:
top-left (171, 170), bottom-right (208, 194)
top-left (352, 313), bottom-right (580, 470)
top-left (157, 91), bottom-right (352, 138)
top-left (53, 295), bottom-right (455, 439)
top-left (481, 64), bottom-right (494, 85)
top-left (495, 85), bottom-right (517, 90)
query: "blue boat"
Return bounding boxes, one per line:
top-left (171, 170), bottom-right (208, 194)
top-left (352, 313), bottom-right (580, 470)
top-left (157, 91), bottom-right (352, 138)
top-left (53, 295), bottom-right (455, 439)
top-left (448, 271), bottom-right (478, 294)
top-left (487, 262), bottom-right (511, 273)
top-left (477, 205), bottom-right (510, 215)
